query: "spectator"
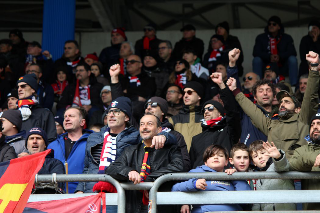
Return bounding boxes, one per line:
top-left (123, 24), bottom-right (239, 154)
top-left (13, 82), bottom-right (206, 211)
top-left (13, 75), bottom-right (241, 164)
top-left (17, 73), bottom-right (56, 143)
top-left (0, 110), bottom-right (26, 155)
top-left (172, 24), bottom-right (204, 61)
top-left (263, 63), bottom-right (293, 94)
top-left (158, 40), bottom-right (175, 74)
top-left (6, 89), bottom-right (18, 110)
top-left (88, 86), bottom-right (112, 127)
top-left (299, 20), bottom-right (320, 76)
top-left (84, 52), bottom-right (98, 66)
top-left (145, 97), bottom-right (190, 171)
top-left (253, 16), bottom-right (298, 86)
top-left (90, 62), bottom-right (109, 86)
top-left (88, 123), bottom-right (103, 132)
top-left (226, 51), bottom-right (319, 158)
top-left (109, 58), bottom-right (156, 121)
top-left (118, 41), bottom-right (134, 76)
top-left (166, 84), bottom-right (183, 117)
top-left (169, 81), bottom-right (204, 151)
top-left (105, 114), bottom-right (183, 212)
top-left (25, 127), bottom-right (65, 194)
top-left (25, 41), bottom-right (53, 84)
top-left (99, 28), bottom-right (127, 74)
top-left (289, 112), bottom-right (320, 210)
top-left (168, 59), bottom-right (196, 89)
top-left (26, 63), bottom-right (54, 110)
top-left (216, 21), bottom-right (244, 76)
top-left (57, 62), bottom-right (104, 118)
top-left (203, 34), bottom-right (229, 73)
top-left (9, 29), bottom-right (27, 61)
top-left (183, 47), bottom-right (209, 80)
top-left (134, 23), bottom-right (162, 59)
top-left (0, 56), bottom-right (11, 108)
top-left (0, 119), bottom-right (16, 162)
top-left (295, 74), bottom-right (308, 103)
top-left (48, 106), bottom-right (93, 193)
top-left (51, 66), bottom-right (69, 103)
top-left (143, 51), bottom-right (168, 97)
top-left (53, 40), bottom-right (83, 84)
top-left (242, 72), bottom-right (260, 102)
top-left (190, 72), bottom-right (241, 168)
top-left (54, 115), bottom-right (65, 136)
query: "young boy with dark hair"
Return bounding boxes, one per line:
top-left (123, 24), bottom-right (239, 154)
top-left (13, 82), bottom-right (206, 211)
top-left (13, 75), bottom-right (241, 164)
top-left (172, 144), bottom-right (251, 212)
top-left (228, 143), bottom-right (250, 172)
top-left (248, 140), bottom-right (295, 211)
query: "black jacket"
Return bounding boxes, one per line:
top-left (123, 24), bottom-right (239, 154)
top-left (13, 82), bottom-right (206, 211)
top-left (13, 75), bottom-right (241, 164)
top-left (135, 36), bottom-right (162, 59)
top-left (57, 75), bottom-right (104, 110)
top-left (0, 136), bottom-right (16, 162)
top-left (299, 34), bottom-right (320, 76)
top-left (21, 105), bottom-right (57, 143)
top-left (253, 26), bottom-right (297, 64)
top-left (106, 142), bottom-right (184, 212)
top-left (99, 43), bottom-right (121, 76)
top-left (189, 87), bottom-right (241, 168)
top-left (172, 36), bottom-right (204, 60)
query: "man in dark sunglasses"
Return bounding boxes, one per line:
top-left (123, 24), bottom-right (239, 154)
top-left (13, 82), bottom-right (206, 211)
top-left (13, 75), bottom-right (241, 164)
top-left (253, 15), bottom-right (298, 86)
top-left (243, 72), bottom-right (260, 102)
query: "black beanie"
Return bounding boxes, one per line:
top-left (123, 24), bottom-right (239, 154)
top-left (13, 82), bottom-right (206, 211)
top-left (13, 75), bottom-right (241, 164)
top-left (216, 21), bottom-right (230, 34)
top-left (17, 73), bottom-right (38, 91)
top-left (1, 110), bottom-right (22, 131)
top-left (268, 16), bottom-right (282, 26)
top-left (203, 100), bottom-right (225, 116)
top-left (310, 112), bottom-right (320, 129)
top-left (9, 29), bottom-right (23, 40)
top-left (184, 81), bottom-right (204, 99)
top-left (308, 20), bottom-right (320, 30)
top-left (147, 97), bottom-right (169, 116)
top-left (25, 127), bottom-right (48, 149)
top-left (107, 96), bottom-right (132, 120)
top-left (210, 34), bottom-right (225, 44)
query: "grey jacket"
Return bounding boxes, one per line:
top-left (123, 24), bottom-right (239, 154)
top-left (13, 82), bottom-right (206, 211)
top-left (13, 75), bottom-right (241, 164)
top-left (252, 150), bottom-right (296, 211)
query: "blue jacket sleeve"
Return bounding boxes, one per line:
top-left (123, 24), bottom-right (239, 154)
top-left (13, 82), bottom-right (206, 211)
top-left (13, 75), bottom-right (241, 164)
top-left (232, 180), bottom-right (251, 191)
top-left (227, 66), bottom-right (241, 91)
top-left (158, 131), bottom-right (177, 146)
top-left (172, 178), bottom-right (198, 192)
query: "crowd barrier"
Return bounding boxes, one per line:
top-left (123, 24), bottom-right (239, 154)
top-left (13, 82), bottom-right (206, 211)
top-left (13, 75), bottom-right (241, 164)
top-left (29, 172), bottom-right (320, 213)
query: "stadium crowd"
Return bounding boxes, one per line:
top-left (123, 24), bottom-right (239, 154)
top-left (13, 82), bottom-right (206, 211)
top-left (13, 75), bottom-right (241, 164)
top-left (1, 15), bottom-right (320, 212)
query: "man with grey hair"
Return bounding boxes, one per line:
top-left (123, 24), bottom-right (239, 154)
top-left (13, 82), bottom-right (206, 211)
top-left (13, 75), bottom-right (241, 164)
top-left (159, 40), bottom-right (175, 74)
top-left (295, 74), bottom-right (308, 103)
top-left (118, 41), bottom-right (134, 76)
top-left (242, 71), bottom-right (260, 102)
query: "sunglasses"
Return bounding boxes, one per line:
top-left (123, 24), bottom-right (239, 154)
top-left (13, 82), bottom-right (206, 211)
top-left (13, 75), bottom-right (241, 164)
top-left (203, 106), bottom-right (215, 112)
top-left (145, 102), bottom-right (158, 109)
top-left (17, 84), bottom-right (28, 89)
top-left (268, 22), bottom-right (277, 26)
top-left (125, 60), bottom-right (141, 65)
top-left (107, 109), bottom-right (121, 116)
top-left (243, 76), bottom-right (253, 81)
top-left (184, 90), bottom-right (194, 95)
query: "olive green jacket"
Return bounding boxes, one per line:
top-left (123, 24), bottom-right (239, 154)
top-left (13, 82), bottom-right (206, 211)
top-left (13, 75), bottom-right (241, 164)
top-left (235, 69), bottom-right (319, 158)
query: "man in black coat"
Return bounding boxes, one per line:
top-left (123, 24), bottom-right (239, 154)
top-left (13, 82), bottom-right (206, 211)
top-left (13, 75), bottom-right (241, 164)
top-left (0, 120), bottom-right (16, 163)
top-left (252, 16), bottom-right (298, 86)
top-left (189, 72), bottom-right (241, 168)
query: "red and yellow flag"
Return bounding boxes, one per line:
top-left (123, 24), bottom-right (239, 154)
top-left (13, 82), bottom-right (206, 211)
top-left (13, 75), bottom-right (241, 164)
top-left (0, 149), bottom-right (50, 213)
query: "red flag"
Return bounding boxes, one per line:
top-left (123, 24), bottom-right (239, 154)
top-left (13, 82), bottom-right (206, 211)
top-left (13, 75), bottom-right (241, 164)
top-left (24, 193), bottom-right (104, 213)
top-left (0, 149), bottom-right (50, 213)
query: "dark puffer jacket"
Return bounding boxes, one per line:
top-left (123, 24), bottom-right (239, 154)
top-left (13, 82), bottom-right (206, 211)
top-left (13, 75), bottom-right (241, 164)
top-left (0, 136), bottom-right (16, 162)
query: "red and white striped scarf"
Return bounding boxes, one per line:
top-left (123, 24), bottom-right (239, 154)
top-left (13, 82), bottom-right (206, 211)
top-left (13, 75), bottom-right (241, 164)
top-left (208, 46), bottom-right (225, 62)
top-left (128, 76), bottom-right (141, 87)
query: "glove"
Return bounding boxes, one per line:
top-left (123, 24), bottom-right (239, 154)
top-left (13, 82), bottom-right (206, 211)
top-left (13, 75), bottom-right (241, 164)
top-left (92, 181), bottom-right (117, 193)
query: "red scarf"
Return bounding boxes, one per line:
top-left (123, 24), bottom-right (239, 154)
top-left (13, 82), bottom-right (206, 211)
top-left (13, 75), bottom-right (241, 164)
top-left (269, 37), bottom-right (281, 55)
top-left (51, 80), bottom-right (68, 95)
top-left (67, 57), bottom-right (81, 67)
top-left (18, 98), bottom-right (35, 108)
top-left (119, 58), bottom-right (125, 75)
top-left (139, 143), bottom-right (151, 206)
top-left (72, 80), bottom-right (91, 106)
top-left (129, 76), bottom-right (141, 87)
top-left (98, 128), bottom-right (116, 173)
top-left (175, 73), bottom-right (187, 89)
top-left (143, 36), bottom-right (155, 50)
top-left (208, 46), bottom-right (225, 62)
top-left (205, 116), bottom-right (223, 127)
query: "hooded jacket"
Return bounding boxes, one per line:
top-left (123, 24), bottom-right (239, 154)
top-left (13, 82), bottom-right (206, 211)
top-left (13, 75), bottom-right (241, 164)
top-left (5, 130), bottom-right (27, 155)
top-left (47, 129), bottom-right (93, 193)
top-left (190, 87), bottom-right (241, 168)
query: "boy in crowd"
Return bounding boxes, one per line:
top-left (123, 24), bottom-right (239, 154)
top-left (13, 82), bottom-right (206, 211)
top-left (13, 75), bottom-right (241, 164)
top-left (172, 145), bottom-right (251, 213)
top-left (228, 143), bottom-right (250, 173)
top-left (249, 141), bottom-right (295, 211)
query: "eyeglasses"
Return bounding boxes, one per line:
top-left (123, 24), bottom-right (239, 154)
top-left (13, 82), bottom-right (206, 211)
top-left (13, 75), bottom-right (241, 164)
top-left (125, 60), bottom-right (141, 65)
top-left (145, 102), bottom-right (158, 109)
top-left (203, 106), bottom-right (215, 112)
top-left (144, 28), bottom-right (154, 32)
top-left (268, 22), bottom-right (277, 26)
top-left (167, 90), bottom-right (179, 94)
top-left (211, 39), bottom-right (218, 43)
top-left (107, 109), bottom-right (121, 116)
top-left (26, 70), bottom-right (40, 74)
top-left (184, 90), bottom-right (194, 95)
top-left (243, 76), bottom-right (253, 81)
top-left (17, 84), bottom-right (28, 89)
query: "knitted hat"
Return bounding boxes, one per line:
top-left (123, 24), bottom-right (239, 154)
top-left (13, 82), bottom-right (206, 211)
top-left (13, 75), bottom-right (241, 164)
top-left (202, 100), bottom-right (225, 116)
top-left (9, 29), bottom-right (23, 40)
top-left (17, 73), bottom-right (38, 91)
top-left (107, 96), bottom-right (132, 120)
top-left (29, 41), bottom-right (41, 48)
top-left (268, 16), bottom-right (282, 26)
top-left (310, 112), bottom-right (320, 128)
top-left (216, 21), bottom-right (230, 34)
top-left (85, 52), bottom-right (99, 62)
top-left (7, 89), bottom-right (18, 99)
top-left (111, 28), bottom-right (126, 40)
top-left (147, 97), bottom-right (169, 116)
top-left (180, 24), bottom-right (196, 32)
top-left (144, 23), bottom-right (157, 31)
top-left (0, 110), bottom-right (22, 131)
top-left (308, 20), bottom-right (320, 30)
top-left (210, 34), bottom-right (225, 44)
top-left (184, 81), bottom-right (204, 99)
top-left (265, 63), bottom-right (279, 73)
top-left (25, 127), bottom-right (48, 148)
top-left (100, 86), bottom-right (111, 97)
top-left (54, 115), bottom-right (64, 127)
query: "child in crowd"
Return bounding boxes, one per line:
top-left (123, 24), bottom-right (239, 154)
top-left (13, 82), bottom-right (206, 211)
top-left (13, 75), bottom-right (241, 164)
top-left (248, 140), bottom-right (296, 211)
top-left (172, 144), bottom-right (251, 213)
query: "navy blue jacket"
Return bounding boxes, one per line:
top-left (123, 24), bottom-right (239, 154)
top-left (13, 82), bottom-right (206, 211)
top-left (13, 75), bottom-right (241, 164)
top-left (172, 165), bottom-right (251, 213)
top-left (37, 80), bottom-right (54, 110)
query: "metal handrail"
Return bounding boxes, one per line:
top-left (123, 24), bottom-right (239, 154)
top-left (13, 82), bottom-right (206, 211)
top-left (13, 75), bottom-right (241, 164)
top-left (148, 171), bottom-right (320, 213)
